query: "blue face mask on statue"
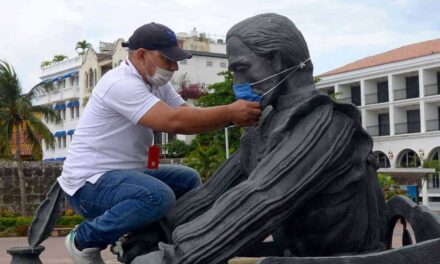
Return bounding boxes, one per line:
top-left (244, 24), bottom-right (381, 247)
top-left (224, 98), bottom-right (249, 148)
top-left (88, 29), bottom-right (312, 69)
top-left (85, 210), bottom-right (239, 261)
top-left (232, 58), bottom-right (311, 102)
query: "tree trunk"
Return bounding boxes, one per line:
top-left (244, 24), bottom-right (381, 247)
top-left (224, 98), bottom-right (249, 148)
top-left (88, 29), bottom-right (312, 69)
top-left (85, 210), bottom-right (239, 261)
top-left (15, 124), bottom-right (27, 216)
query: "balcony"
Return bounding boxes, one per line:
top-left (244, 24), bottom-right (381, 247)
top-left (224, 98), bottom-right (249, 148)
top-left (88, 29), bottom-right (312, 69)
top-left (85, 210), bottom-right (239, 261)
top-left (426, 119), bottom-right (440, 132)
top-left (365, 93), bottom-right (378, 105)
top-left (425, 83), bottom-right (440, 96)
top-left (366, 125), bottom-right (390, 136)
top-left (395, 121), bottom-right (421, 135)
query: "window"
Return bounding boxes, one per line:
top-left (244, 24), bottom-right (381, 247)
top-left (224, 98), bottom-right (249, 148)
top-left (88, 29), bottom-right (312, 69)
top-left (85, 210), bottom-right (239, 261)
top-left (374, 151), bottom-right (390, 168)
top-left (378, 113), bottom-right (390, 136)
top-left (75, 106), bottom-right (80, 118)
top-left (70, 107), bottom-right (75, 120)
top-left (398, 149), bottom-right (421, 168)
top-left (351, 86), bottom-right (361, 106)
top-left (62, 136), bottom-right (66, 148)
top-left (406, 76), bottom-right (419, 99)
top-left (57, 137), bottom-right (62, 149)
top-left (220, 62), bottom-right (227, 68)
top-left (407, 109), bottom-right (420, 133)
top-left (60, 109), bottom-right (66, 120)
top-left (377, 81), bottom-right (389, 103)
top-left (206, 61), bottom-right (213, 67)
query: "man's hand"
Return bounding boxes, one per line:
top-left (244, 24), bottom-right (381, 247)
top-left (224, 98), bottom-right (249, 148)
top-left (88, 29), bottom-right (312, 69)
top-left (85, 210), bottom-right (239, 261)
top-left (228, 100), bottom-right (261, 127)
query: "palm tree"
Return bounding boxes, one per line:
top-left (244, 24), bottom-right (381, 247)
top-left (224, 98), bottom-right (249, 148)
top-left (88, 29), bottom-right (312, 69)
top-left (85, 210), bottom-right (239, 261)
top-left (0, 60), bottom-right (60, 216)
top-left (75, 40), bottom-right (91, 55)
top-left (52, 55), bottom-right (68, 63)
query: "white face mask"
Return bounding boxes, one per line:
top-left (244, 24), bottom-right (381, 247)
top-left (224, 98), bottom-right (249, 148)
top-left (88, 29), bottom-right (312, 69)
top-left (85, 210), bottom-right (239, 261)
top-left (142, 51), bottom-right (174, 87)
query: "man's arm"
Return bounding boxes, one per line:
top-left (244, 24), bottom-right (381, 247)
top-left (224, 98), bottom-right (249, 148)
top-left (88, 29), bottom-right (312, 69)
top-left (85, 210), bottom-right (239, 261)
top-left (138, 100), bottom-right (261, 134)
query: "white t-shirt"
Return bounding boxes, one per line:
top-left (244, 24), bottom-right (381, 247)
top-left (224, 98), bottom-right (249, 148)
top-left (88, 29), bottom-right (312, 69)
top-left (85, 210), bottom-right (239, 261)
top-left (57, 59), bottom-right (185, 196)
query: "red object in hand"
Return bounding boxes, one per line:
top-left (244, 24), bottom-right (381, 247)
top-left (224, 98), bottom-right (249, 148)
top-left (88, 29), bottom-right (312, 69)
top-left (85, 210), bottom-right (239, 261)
top-left (147, 145), bottom-right (160, 169)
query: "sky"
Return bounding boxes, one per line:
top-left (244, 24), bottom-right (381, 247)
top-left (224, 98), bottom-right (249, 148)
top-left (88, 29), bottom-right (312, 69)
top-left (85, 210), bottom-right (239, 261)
top-left (1, 0), bottom-right (440, 92)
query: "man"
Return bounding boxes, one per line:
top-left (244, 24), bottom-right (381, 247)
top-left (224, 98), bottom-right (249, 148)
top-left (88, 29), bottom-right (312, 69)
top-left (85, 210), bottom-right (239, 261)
top-left (133, 13), bottom-right (387, 264)
top-left (60, 22), bottom-right (261, 263)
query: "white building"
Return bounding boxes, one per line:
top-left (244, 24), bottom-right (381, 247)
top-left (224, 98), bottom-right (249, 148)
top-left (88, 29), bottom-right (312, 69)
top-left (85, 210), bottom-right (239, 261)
top-left (316, 38), bottom-right (440, 210)
top-left (35, 32), bottom-right (228, 160)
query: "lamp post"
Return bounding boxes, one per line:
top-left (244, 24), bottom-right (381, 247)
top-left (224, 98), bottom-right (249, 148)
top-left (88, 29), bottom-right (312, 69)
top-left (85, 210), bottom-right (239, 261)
top-left (225, 127), bottom-right (230, 159)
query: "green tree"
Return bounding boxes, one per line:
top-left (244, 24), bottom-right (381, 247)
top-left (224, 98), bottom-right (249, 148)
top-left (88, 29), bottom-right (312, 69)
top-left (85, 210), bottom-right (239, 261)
top-left (163, 139), bottom-right (193, 158)
top-left (377, 173), bottom-right (400, 201)
top-left (183, 71), bottom-right (243, 180)
top-left (52, 55), bottom-right (68, 63)
top-left (0, 60), bottom-right (60, 216)
top-left (75, 40), bottom-right (92, 55)
top-left (40, 60), bottom-right (51, 68)
top-left (183, 140), bottom-right (226, 182)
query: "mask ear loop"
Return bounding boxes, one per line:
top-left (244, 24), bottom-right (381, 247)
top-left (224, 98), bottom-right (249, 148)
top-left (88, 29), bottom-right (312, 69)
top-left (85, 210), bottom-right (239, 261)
top-left (261, 58), bottom-right (311, 98)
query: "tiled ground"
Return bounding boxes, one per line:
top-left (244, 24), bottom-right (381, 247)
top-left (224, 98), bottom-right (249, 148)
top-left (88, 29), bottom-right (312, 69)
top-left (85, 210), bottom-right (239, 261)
top-left (0, 221), bottom-right (420, 264)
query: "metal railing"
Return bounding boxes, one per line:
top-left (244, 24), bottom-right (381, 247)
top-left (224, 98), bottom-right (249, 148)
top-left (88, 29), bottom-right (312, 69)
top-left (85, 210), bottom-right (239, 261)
top-left (366, 125), bottom-right (390, 136)
top-left (425, 83), bottom-right (440, 96)
top-left (394, 88), bottom-right (407, 101)
top-left (426, 119), bottom-right (440, 132)
top-left (394, 87), bottom-right (420, 101)
top-left (395, 121), bottom-right (421, 134)
top-left (365, 93), bottom-right (378, 105)
top-left (339, 97), bottom-right (352, 104)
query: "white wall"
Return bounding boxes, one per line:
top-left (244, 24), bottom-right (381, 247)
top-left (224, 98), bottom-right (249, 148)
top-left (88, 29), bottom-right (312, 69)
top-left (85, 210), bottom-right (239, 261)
top-left (174, 55), bottom-right (228, 87)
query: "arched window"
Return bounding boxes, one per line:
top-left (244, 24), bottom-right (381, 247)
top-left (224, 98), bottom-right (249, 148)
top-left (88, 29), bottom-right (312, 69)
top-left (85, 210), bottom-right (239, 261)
top-left (427, 147), bottom-right (440, 188)
top-left (428, 147), bottom-right (440, 162)
top-left (89, 68), bottom-right (94, 88)
top-left (85, 72), bottom-right (88, 88)
top-left (397, 149), bottom-right (421, 168)
top-left (374, 151), bottom-right (390, 168)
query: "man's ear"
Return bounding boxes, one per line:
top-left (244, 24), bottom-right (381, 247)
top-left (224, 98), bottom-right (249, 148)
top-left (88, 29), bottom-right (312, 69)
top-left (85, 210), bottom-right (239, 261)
top-left (269, 51), bottom-right (282, 72)
top-left (135, 49), bottom-right (145, 60)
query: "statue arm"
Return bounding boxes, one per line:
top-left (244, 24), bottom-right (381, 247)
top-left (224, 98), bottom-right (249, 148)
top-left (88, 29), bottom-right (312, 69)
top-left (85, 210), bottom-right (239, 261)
top-left (160, 107), bottom-right (366, 264)
top-left (165, 148), bottom-right (246, 231)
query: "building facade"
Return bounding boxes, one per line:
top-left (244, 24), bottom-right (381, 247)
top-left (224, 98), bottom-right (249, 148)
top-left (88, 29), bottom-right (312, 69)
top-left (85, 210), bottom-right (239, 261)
top-left (35, 32), bottom-right (228, 160)
top-left (316, 38), bottom-right (440, 210)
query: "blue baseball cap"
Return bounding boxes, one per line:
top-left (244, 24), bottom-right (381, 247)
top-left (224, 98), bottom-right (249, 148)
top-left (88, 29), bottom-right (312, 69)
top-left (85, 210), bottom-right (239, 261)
top-left (122, 22), bottom-right (192, 62)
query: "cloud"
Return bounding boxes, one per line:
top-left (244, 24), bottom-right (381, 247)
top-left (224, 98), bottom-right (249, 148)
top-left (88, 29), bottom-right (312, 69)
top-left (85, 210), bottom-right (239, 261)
top-left (0, 0), bottom-right (439, 91)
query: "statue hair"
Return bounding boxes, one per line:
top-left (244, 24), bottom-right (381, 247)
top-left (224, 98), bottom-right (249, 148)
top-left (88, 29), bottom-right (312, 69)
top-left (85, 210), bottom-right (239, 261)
top-left (226, 13), bottom-right (313, 73)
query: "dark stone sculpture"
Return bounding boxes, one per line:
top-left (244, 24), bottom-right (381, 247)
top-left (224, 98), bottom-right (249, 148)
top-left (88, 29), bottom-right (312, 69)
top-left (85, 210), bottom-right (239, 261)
top-left (132, 13), bottom-right (390, 264)
top-left (8, 182), bottom-right (65, 264)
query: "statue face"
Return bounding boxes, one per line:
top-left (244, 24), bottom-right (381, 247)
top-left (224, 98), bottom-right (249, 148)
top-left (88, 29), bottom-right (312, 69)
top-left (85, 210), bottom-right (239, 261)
top-left (227, 36), bottom-right (281, 106)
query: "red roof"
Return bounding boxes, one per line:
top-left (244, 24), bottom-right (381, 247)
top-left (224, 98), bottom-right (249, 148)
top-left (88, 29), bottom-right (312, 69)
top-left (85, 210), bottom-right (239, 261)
top-left (319, 38), bottom-right (440, 77)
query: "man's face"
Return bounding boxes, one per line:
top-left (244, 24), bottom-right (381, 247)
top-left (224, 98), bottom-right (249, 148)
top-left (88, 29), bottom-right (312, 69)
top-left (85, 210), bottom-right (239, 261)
top-left (140, 49), bottom-right (179, 77)
top-left (226, 36), bottom-right (281, 106)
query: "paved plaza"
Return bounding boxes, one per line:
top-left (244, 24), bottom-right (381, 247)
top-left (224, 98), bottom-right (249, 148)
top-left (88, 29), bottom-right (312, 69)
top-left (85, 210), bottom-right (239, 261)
top-left (0, 222), bottom-right (412, 264)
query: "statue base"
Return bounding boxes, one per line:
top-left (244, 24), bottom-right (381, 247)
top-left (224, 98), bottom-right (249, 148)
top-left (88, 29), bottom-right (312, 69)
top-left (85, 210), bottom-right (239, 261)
top-left (7, 246), bottom-right (44, 264)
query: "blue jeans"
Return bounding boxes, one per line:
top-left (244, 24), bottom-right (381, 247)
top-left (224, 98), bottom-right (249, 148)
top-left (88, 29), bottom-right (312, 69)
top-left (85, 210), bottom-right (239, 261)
top-left (65, 165), bottom-right (201, 249)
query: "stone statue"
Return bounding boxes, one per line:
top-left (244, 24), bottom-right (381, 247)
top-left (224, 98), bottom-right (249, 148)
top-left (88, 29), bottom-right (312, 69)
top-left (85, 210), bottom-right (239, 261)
top-left (131, 13), bottom-right (388, 264)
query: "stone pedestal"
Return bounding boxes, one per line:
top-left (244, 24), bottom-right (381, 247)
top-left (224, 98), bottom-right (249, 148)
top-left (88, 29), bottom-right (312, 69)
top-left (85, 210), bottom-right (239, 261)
top-left (7, 246), bottom-right (44, 264)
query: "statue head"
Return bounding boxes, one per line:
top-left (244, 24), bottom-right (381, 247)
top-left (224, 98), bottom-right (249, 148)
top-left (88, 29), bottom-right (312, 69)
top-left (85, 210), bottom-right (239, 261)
top-left (226, 13), bottom-right (313, 107)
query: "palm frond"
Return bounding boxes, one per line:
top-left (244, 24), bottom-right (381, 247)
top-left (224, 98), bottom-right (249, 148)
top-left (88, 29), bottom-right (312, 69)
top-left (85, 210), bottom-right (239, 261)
top-left (0, 116), bottom-right (14, 158)
top-left (25, 82), bottom-right (55, 102)
top-left (0, 60), bottom-right (22, 105)
top-left (31, 104), bottom-right (61, 124)
top-left (24, 114), bottom-right (55, 150)
top-left (23, 121), bottom-right (43, 160)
